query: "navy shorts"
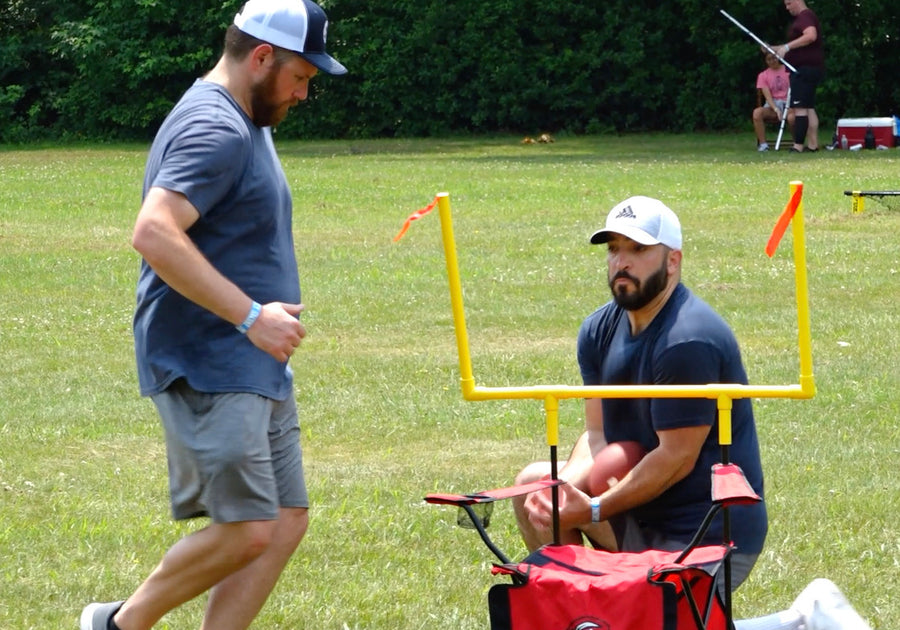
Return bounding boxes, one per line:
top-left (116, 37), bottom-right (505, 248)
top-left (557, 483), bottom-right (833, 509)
top-left (612, 513), bottom-right (759, 591)
top-left (152, 379), bottom-right (308, 523)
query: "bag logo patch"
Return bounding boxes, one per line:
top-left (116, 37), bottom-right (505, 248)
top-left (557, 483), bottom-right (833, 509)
top-left (567, 617), bottom-right (610, 630)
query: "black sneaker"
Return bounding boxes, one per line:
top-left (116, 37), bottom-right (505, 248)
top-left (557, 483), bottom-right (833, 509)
top-left (80, 601), bottom-right (124, 630)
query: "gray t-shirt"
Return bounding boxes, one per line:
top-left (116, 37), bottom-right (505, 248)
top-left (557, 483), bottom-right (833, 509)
top-left (134, 80), bottom-right (300, 400)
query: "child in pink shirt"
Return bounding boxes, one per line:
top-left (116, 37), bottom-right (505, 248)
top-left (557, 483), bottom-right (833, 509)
top-left (753, 53), bottom-right (793, 151)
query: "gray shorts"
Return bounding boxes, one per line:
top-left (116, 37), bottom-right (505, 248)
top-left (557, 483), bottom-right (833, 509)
top-left (151, 379), bottom-right (308, 523)
top-left (613, 514), bottom-right (758, 591)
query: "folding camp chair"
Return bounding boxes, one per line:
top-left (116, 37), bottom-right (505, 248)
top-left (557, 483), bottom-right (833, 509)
top-left (425, 462), bottom-right (761, 630)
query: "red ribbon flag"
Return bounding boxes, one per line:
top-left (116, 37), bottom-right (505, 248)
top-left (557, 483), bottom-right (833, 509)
top-left (393, 196), bottom-right (439, 242)
top-left (765, 185), bottom-right (803, 257)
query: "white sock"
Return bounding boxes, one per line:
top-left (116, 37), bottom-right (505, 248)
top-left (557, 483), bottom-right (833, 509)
top-left (734, 610), bottom-right (804, 630)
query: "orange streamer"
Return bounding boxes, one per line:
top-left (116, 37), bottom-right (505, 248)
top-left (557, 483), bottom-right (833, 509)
top-left (765, 185), bottom-right (803, 257)
top-left (393, 196), bottom-right (439, 242)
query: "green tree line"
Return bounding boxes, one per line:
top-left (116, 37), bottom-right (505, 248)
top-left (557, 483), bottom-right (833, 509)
top-left (1, 0), bottom-right (897, 142)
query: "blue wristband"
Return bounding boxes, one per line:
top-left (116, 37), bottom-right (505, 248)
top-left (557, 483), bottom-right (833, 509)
top-left (236, 301), bottom-right (261, 334)
top-left (590, 496), bottom-right (602, 523)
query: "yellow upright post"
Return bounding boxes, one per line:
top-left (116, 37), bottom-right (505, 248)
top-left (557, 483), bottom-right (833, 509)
top-left (850, 191), bottom-right (864, 214)
top-left (544, 395), bottom-right (560, 449)
top-left (437, 193), bottom-right (477, 398)
top-left (789, 181), bottom-right (816, 397)
top-left (716, 394), bottom-right (735, 609)
top-left (717, 394), bottom-right (733, 450)
top-left (545, 395), bottom-right (562, 544)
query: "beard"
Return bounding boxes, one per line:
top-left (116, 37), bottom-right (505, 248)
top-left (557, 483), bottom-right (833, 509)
top-left (249, 65), bottom-right (294, 128)
top-left (608, 255), bottom-right (670, 311)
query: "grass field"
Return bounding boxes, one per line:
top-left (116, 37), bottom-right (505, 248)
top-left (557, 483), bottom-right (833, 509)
top-left (1, 134), bottom-right (899, 629)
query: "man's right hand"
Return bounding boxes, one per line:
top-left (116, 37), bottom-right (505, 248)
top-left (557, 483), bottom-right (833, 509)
top-left (525, 482), bottom-right (593, 531)
top-left (247, 302), bottom-right (306, 362)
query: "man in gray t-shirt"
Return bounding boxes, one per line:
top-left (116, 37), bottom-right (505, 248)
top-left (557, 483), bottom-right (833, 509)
top-left (80, 1), bottom-right (347, 629)
top-left (135, 80), bottom-right (301, 401)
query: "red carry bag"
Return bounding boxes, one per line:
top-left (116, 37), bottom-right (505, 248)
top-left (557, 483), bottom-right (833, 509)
top-left (425, 464), bottom-right (758, 630)
top-left (487, 543), bottom-right (730, 630)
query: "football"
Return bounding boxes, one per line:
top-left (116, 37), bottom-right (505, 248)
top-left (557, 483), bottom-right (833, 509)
top-left (588, 441), bottom-right (647, 496)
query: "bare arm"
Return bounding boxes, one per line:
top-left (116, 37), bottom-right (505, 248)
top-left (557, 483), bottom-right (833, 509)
top-left (520, 396), bottom-right (605, 529)
top-left (760, 87), bottom-right (782, 119)
top-left (792, 24), bottom-right (819, 47)
top-left (557, 398), bottom-right (608, 488)
top-left (595, 423), bottom-right (710, 519)
top-left (776, 25), bottom-right (817, 57)
top-left (132, 186), bottom-right (305, 362)
top-left (529, 422), bottom-right (711, 531)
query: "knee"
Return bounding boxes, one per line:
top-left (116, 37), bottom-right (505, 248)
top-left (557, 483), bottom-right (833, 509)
top-left (515, 461), bottom-right (549, 486)
top-left (230, 520), bottom-right (278, 563)
top-left (276, 507), bottom-right (309, 550)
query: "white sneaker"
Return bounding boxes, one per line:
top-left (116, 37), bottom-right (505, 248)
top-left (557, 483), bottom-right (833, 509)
top-left (790, 578), bottom-right (872, 630)
top-left (758, 143), bottom-right (770, 152)
top-left (80, 601), bottom-right (124, 630)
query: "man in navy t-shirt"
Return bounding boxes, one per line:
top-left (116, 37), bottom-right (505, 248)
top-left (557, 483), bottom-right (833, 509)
top-left (81, 1), bottom-right (347, 629)
top-left (515, 195), bottom-right (767, 591)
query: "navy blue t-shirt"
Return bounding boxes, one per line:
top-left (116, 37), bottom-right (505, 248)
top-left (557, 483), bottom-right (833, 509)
top-left (134, 80), bottom-right (300, 401)
top-left (577, 283), bottom-right (767, 554)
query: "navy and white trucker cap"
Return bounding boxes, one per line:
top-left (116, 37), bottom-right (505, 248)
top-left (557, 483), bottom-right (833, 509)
top-left (234, 0), bottom-right (347, 75)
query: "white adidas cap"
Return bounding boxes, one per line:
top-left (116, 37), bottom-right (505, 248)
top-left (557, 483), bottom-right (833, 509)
top-left (590, 196), bottom-right (682, 250)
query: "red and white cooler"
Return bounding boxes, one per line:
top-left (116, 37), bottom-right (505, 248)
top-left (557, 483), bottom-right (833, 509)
top-left (836, 117), bottom-right (895, 148)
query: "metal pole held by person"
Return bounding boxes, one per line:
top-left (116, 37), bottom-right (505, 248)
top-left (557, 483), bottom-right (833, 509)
top-left (720, 9), bottom-right (797, 73)
top-left (775, 86), bottom-right (792, 151)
